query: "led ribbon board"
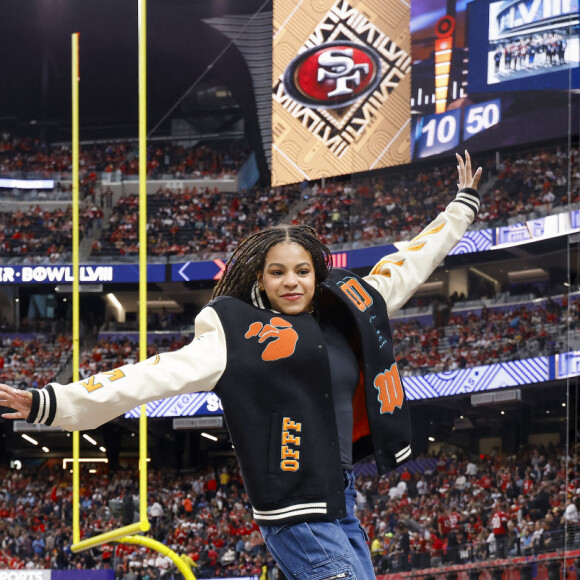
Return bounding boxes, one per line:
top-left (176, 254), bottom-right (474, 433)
top-left (126, 352), bottom-right (580, 417)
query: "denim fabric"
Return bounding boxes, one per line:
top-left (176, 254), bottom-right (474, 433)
top-left (259, 470), bottom-right (375, 579)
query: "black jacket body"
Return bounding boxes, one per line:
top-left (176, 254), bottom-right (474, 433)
top-left (211, 268), bottom-right (411, 526)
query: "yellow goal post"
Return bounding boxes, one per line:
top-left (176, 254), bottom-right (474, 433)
top-left (67, 12), bottom-right (194, 579)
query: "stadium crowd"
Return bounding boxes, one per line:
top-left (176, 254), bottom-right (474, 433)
top-left (0, 205), bottom-right (102, 261)
top-left (91, 141), bottom-right (579, 258)
top-left (0, 444), bottom-right (577, 578)
top-left (0, 334), bottom-right (72, 391)
top-left (295, 144), bottom-right (579, 247)
top-left (0, 137), bottom-right (577, 262)
top-left (92, 185), bottom-right (300, 259)
top-left (0, 133), bottom-right (249, 180)
top-left (358, 445), bottom-right (580, 574)
top-left (392, 294), bottom-right (571, 376)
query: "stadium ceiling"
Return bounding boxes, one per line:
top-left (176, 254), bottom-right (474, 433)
top-left (0, 0), bottom-right (272, 143)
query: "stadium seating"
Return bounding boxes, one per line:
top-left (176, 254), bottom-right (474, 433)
top-left (0, 135), bottom-right (248, 181)
top-left (1, 136), bottom-right (577, 261)
top-left (0, 445), bottom-right (577, 577)
top-left (1, 132), bottom-right (578, 579)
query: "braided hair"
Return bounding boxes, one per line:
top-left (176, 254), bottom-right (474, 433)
top-left (211, 224), bottom-right (333, 303)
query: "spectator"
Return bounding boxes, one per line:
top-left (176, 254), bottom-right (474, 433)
top-left (395, 522), bottom-right (411, 571)
top-left (491, 503), bottom-right (510, 558)
top-left (121, 488), bottom-right (135, 527)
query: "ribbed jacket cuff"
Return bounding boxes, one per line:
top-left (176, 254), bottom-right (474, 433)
top-left (394, 443), bottom-right (412, 464)
top-left (453, 187), bottom-right (480, 216)
top-left (26, 385), bottom-right (56, 426)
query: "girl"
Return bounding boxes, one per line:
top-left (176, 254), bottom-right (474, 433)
top-left (0, 152), bottom-right (481, 579)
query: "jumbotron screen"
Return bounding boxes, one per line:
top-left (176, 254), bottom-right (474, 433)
top-left (271, 0), bottom-right (580, 185)
top-left (271, 0), bottom-right (412, 186)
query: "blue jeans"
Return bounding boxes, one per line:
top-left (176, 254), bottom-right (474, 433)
top-left (259, 470), bottom-right (375, 579)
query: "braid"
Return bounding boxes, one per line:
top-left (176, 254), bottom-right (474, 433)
top-left (211, 225), bottom-right (333, 302)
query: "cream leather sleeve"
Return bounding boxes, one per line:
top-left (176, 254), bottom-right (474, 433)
top-left (364, 196), bottom-right (477, 316)
top-left (28, 306), bottom-right (227, 431)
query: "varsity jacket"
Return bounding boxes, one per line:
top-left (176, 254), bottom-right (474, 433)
top-left (26, 188), bottom-right (479, 526)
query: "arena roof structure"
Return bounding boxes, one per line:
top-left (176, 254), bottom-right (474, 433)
top-left (1, 0), bottom-right (272, 175)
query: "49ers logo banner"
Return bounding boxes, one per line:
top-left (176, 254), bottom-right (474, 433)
top-left (284, 42), bottom-right (382, 109)
top-left (272, 0), bottom-right (411, 186)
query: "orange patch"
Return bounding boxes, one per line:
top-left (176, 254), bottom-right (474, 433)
top-left (245, 317), bottom-right (298, 361)
top-left (339, 278), bottom-right (373, 312)
top-left (281, 416), bottom-right (302, 472)
top-left (374, 364), bottom-right (404, 414)
top-left (411, 222), bottom-right (446, 242)
top-left (370, 258), bottom-right (405, 276)
top-left (80, 376), bottom-right (103, 393)
top-left (103, 369), bottom-right (125, 381)
top-left (404, 242), bottom-right (426, 252)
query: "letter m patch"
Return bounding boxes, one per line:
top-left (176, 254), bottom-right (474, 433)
top-left (374, 364), bottom-right (404, 414)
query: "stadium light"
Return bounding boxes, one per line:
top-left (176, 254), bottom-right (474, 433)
top-left (201, 432), bottom-right (218, 442)
top-left (83, 433), bottom-right (98, 446)
top-left (106, 293), bottom-right (125, 323)
top-left (21, 434), bottom-right (38, 446)
top-left (42, 447), bottom-right (50, 453)
top-left (428, 436), bottom-right (435, 442)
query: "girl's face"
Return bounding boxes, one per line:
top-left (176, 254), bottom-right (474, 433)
top-left (256, 241), bottom-right (316, 315)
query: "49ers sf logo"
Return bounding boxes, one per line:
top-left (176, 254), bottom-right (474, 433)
top-left (283, 41), bottom-right (381, 108)
top-left (245, 317), bottom-right (298, 361)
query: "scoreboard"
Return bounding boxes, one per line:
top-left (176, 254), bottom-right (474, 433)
top-left (271, 0), bottom-right (580, 185)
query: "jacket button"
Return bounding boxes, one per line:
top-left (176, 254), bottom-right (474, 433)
top-left (330, 441), bottom-right (335, 445)
top-left (338, 509), bottom-right (344, 515)
top-left (324, 393), bottom-right (329, 398)
top-left (317, 344), bottom-right (323, 349)
top-left (377, 449), bottom-right (383, 455)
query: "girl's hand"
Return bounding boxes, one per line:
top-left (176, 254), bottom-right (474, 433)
top-left (0, 384), bottom-right (33, 420)
top-left (457, 150), bottom-right (482, 190)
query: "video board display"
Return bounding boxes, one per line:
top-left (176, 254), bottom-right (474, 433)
top-left (272, 0), bottom-right (579, 184)
top-left (271, 0), bottom-right (412, 186)
top-left (411, 0), bottom-right (579, 159)
top-left (477, 0), bottom-right (579, 90)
